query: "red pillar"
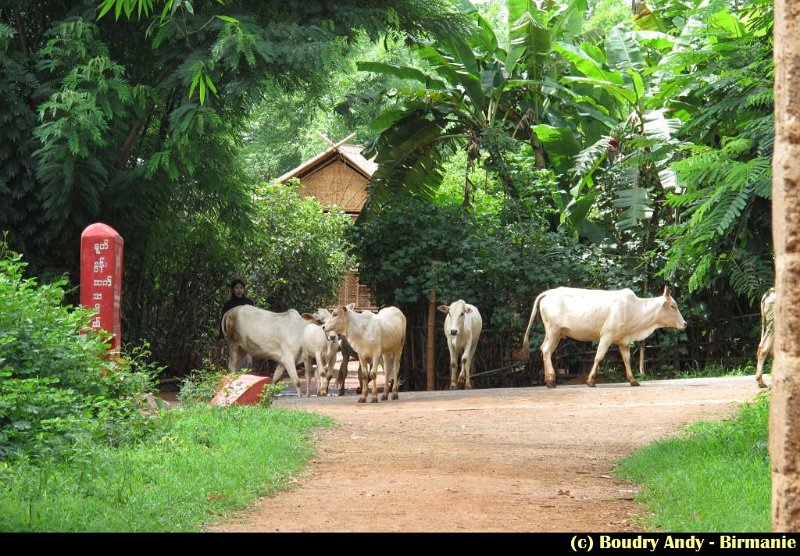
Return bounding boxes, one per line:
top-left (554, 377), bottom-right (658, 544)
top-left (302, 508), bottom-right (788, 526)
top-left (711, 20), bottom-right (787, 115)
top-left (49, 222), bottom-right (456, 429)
top-left (80, 223), bottom-right (124, 353)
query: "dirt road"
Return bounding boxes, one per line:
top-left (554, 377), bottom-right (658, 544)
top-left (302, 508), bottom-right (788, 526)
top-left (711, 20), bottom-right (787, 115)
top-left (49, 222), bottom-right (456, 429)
top-left (210, 375), bottom-right (764, 532)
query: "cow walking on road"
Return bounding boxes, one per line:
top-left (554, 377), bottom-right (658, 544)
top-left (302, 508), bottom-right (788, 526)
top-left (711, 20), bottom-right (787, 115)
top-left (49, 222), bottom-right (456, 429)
top-left (438, 300), bottom-right (482, 390)
top-left (323, 303), bottom-right (406, 403)
top-left (755, 287), bottom-right (776, 388)
top-left (521, 287), bottom-right (687, 388)
top-left (222, 305), bottom-right (314, 396)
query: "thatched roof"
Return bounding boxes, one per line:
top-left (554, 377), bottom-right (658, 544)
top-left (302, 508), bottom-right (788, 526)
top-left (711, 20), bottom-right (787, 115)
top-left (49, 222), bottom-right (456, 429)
top-left (277, 143), bottom-right (377, 184)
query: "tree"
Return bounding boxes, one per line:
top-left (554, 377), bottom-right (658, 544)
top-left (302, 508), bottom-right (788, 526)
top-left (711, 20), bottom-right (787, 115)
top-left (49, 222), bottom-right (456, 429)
top-left (0, 0), bottom-right (470, 372)
top-left (350, 0), bottom-right (589, 212)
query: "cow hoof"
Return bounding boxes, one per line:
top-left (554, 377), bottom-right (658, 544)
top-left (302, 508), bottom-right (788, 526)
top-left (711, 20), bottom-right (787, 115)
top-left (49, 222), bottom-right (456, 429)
top-left (371, 398), bottom-right (378, 404)
top-left (381, 394), bottom-right (388, 401)
top-left (585, 380), bottom-right (596, 388)
top-left (466, 383), bottom-right (473, 390)
top-left (391, 393), bottom-right (399, 400)
top-left (629, 380), bottom-right (640, 387)
top-left (358, 398), bottom-right (366, 403)
top-left (449, 383), bottom-right (458, 390)
top-left (758, 381), bottom-right (768, 389)
top-left (546, 381), bottom-right (556, 389)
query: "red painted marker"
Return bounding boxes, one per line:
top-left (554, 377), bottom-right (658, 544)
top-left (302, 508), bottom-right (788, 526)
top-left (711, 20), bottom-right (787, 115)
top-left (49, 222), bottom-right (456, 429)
top-left (80, 223), bottom-right (124, 354)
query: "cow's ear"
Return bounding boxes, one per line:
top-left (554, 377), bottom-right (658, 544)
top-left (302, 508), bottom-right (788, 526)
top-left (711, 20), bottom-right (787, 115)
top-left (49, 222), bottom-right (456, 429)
top-left (301, 313), bottom-right (315, 321)
top-left (345, 303), bottom-right (356, 312)
top-left (465, 307), bottom-right (473, 314)
top-left (437, 305), bottom-right (449, 314)
top-left (663, 286), bottom-right (671, 298)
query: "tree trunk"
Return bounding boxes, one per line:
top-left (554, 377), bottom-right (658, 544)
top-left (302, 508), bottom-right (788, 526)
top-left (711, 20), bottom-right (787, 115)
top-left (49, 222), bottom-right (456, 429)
top-left (771, 0), bottom-right (800, 531)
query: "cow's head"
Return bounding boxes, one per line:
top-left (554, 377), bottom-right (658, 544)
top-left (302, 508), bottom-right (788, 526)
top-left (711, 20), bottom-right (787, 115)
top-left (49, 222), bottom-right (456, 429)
top-left (660, 287), bottom-right (687, 330)
top-left (322, 303), bottom-right (354, 337)
top-left (313, 307), bottom-right (332, 322)
top-left (438, 299), bottom-right (471, 337)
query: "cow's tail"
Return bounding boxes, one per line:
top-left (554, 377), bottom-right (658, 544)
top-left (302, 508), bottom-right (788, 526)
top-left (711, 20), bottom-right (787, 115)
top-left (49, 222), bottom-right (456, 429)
top-left (220, 308), bottom-right (234, 339)
top-left (520, 292), bottom-right (547, 360)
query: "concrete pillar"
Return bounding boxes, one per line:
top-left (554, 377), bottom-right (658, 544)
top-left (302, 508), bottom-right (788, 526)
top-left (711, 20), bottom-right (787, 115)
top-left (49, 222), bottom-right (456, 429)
top-left (771, 0), bottom-right (800, 531)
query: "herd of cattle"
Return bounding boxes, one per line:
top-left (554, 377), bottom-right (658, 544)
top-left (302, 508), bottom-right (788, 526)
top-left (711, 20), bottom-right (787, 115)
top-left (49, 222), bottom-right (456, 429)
top-left (221, 286), bottom-right (777, 402)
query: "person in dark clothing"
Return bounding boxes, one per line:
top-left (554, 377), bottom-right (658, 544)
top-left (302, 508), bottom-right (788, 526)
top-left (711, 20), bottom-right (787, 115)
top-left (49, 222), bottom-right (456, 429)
top-left (219, 279), bottom-right (256, 371)
top-left (221, 278), bottom-right (255, 318)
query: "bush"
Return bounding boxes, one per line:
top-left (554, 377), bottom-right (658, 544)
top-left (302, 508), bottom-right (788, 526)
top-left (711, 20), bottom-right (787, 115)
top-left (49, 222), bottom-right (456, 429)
top-left (0, 246), bottom-right (161, 460)
top-left (178, 360), bottom-right (287, 408)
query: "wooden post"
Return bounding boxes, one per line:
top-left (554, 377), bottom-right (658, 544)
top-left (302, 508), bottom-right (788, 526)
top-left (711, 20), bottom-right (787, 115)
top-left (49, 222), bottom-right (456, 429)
top-left (638, 345), bottom-right (645, 375)
top-left (427, 287), bottom-right (436, 391)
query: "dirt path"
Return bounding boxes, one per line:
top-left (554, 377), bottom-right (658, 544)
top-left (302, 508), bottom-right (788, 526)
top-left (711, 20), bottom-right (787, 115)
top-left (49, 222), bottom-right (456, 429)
top-left (210, 375), bottom-right (764, 532)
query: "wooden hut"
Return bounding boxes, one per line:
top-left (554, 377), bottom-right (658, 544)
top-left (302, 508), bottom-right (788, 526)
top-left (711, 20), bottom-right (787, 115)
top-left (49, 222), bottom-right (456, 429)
top-left (278, 134), bottom-right (377, 310)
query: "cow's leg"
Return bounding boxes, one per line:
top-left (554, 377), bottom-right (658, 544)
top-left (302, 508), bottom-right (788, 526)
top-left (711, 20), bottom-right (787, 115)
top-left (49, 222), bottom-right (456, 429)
top-left (540, 329), bottom-right (561, 388)
top-left (756, 349), bottom-right (766, 388)
top-left (462, 341), bottom-right (477, 390)
top-left (618, 343), bottom-right (639, 386)
top-left (314, 350), bottom-right (326, 396)
top-left (226, 342), bottom-right (241, 373)
top-left (390, 351), bottom-right (401, 400)
top-left (586, 337), bottom-right (612, 387)
top-left (336, 354), bottom-right (349, 396)
top-left (272, 363), bottom-right (286, 384)
top-left (322, 353), bottom-right (335, 396)
top-left (357, 356), bottom-right (371, 403)
top-left (381, 353), bottom-right (391, 401)
top-left (369, 355), bottom-right (380, 403)
top-left (756, 333), bottom-right (773, 388)
top-left (448, 343), bottom-right (459, 390)
top-left (381, 353), bottom-right (400, 400)
top-left (280, 352), bottom-right (303, 397)
top-left (301, 356), bottom-right (312, 397)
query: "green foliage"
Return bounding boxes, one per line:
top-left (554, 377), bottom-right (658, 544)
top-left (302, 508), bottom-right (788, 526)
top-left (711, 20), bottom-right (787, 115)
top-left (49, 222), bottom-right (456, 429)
top-left (618, 390), bottom-right (770, 531)
top-left (177, 364), bottom-right (233, 407)
top-left (0, 23), bottom-right (41, 250)
top-left (243, 182), bottom-right (352, 312)
top-left (652, 0), bottom-right (774, 302)
top-left (258, 382), bottom-right (288, 408)
top-left (354, 0), bottom-right (591, 208)
top-left (34, 18), bottom-right (135, 239)
top-left (1, 0), bottom-right (468, 380)
top-left (0, 246), bottom-right (161, 460)
top-left (352, 184), bottom-right (628, 332)
top-left (0, 404), bottom-right (332, 531)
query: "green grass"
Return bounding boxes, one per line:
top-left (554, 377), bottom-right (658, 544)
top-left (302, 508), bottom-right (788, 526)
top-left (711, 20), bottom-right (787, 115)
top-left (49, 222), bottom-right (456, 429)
top-left (617, 391), bottom-right (770, 531)
top-left (0, 405), bottom-right (332, 531)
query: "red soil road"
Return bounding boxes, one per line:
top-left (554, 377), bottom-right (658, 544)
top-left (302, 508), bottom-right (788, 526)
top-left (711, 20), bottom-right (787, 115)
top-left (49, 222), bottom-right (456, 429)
top-left (209, 374), bottom-right (764, 532)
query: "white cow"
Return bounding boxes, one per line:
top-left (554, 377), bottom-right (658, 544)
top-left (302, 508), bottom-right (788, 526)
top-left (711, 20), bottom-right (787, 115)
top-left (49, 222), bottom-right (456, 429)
top-left (437, 300), bottom-right (482, 390)
top-left (301, 317), bottom-right (339, 397)
top-left (521, 286), bottom-right (686, 388)
top-left (755, 287), bottom-right (776, 388)
top-left (323, 303), bottom-right (406, 403)
top-left (221, 305), bottom-right (314, 396)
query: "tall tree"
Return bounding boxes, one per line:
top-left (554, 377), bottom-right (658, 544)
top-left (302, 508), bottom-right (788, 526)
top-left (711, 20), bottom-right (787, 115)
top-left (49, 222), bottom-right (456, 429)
top-left (350, 0), bottom-right (588, 213)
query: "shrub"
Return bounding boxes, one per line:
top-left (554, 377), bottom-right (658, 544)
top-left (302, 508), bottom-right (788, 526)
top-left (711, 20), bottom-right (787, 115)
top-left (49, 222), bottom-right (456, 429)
top-left (0, 245), bottom-right (160, 460)
top-left (178, 359), bottom-right (288, 408)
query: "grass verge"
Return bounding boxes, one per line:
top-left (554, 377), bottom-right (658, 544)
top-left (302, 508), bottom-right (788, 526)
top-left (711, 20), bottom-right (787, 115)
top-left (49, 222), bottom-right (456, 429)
top-left (616, 390), bottom-right (770, 531)
top-left (0, 405), bottom-right (332, 531)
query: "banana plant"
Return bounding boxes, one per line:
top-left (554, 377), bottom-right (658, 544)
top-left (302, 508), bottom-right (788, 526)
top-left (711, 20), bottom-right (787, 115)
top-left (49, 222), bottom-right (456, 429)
top-left (552, 18), bottom-right (683, 239)
top-left (351, 0), bottom-right (587, 214)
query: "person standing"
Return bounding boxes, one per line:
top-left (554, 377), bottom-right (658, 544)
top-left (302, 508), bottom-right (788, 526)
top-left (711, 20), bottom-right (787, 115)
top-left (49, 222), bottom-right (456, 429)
top-left (221, 279), bottom-right (254, 318)
top-left (219, 279), bottom-right (255, 371)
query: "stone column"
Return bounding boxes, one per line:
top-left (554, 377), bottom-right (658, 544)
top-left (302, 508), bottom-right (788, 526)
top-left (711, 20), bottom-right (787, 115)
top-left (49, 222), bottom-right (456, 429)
top-left (771, 0), bottom-right (800, 531)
